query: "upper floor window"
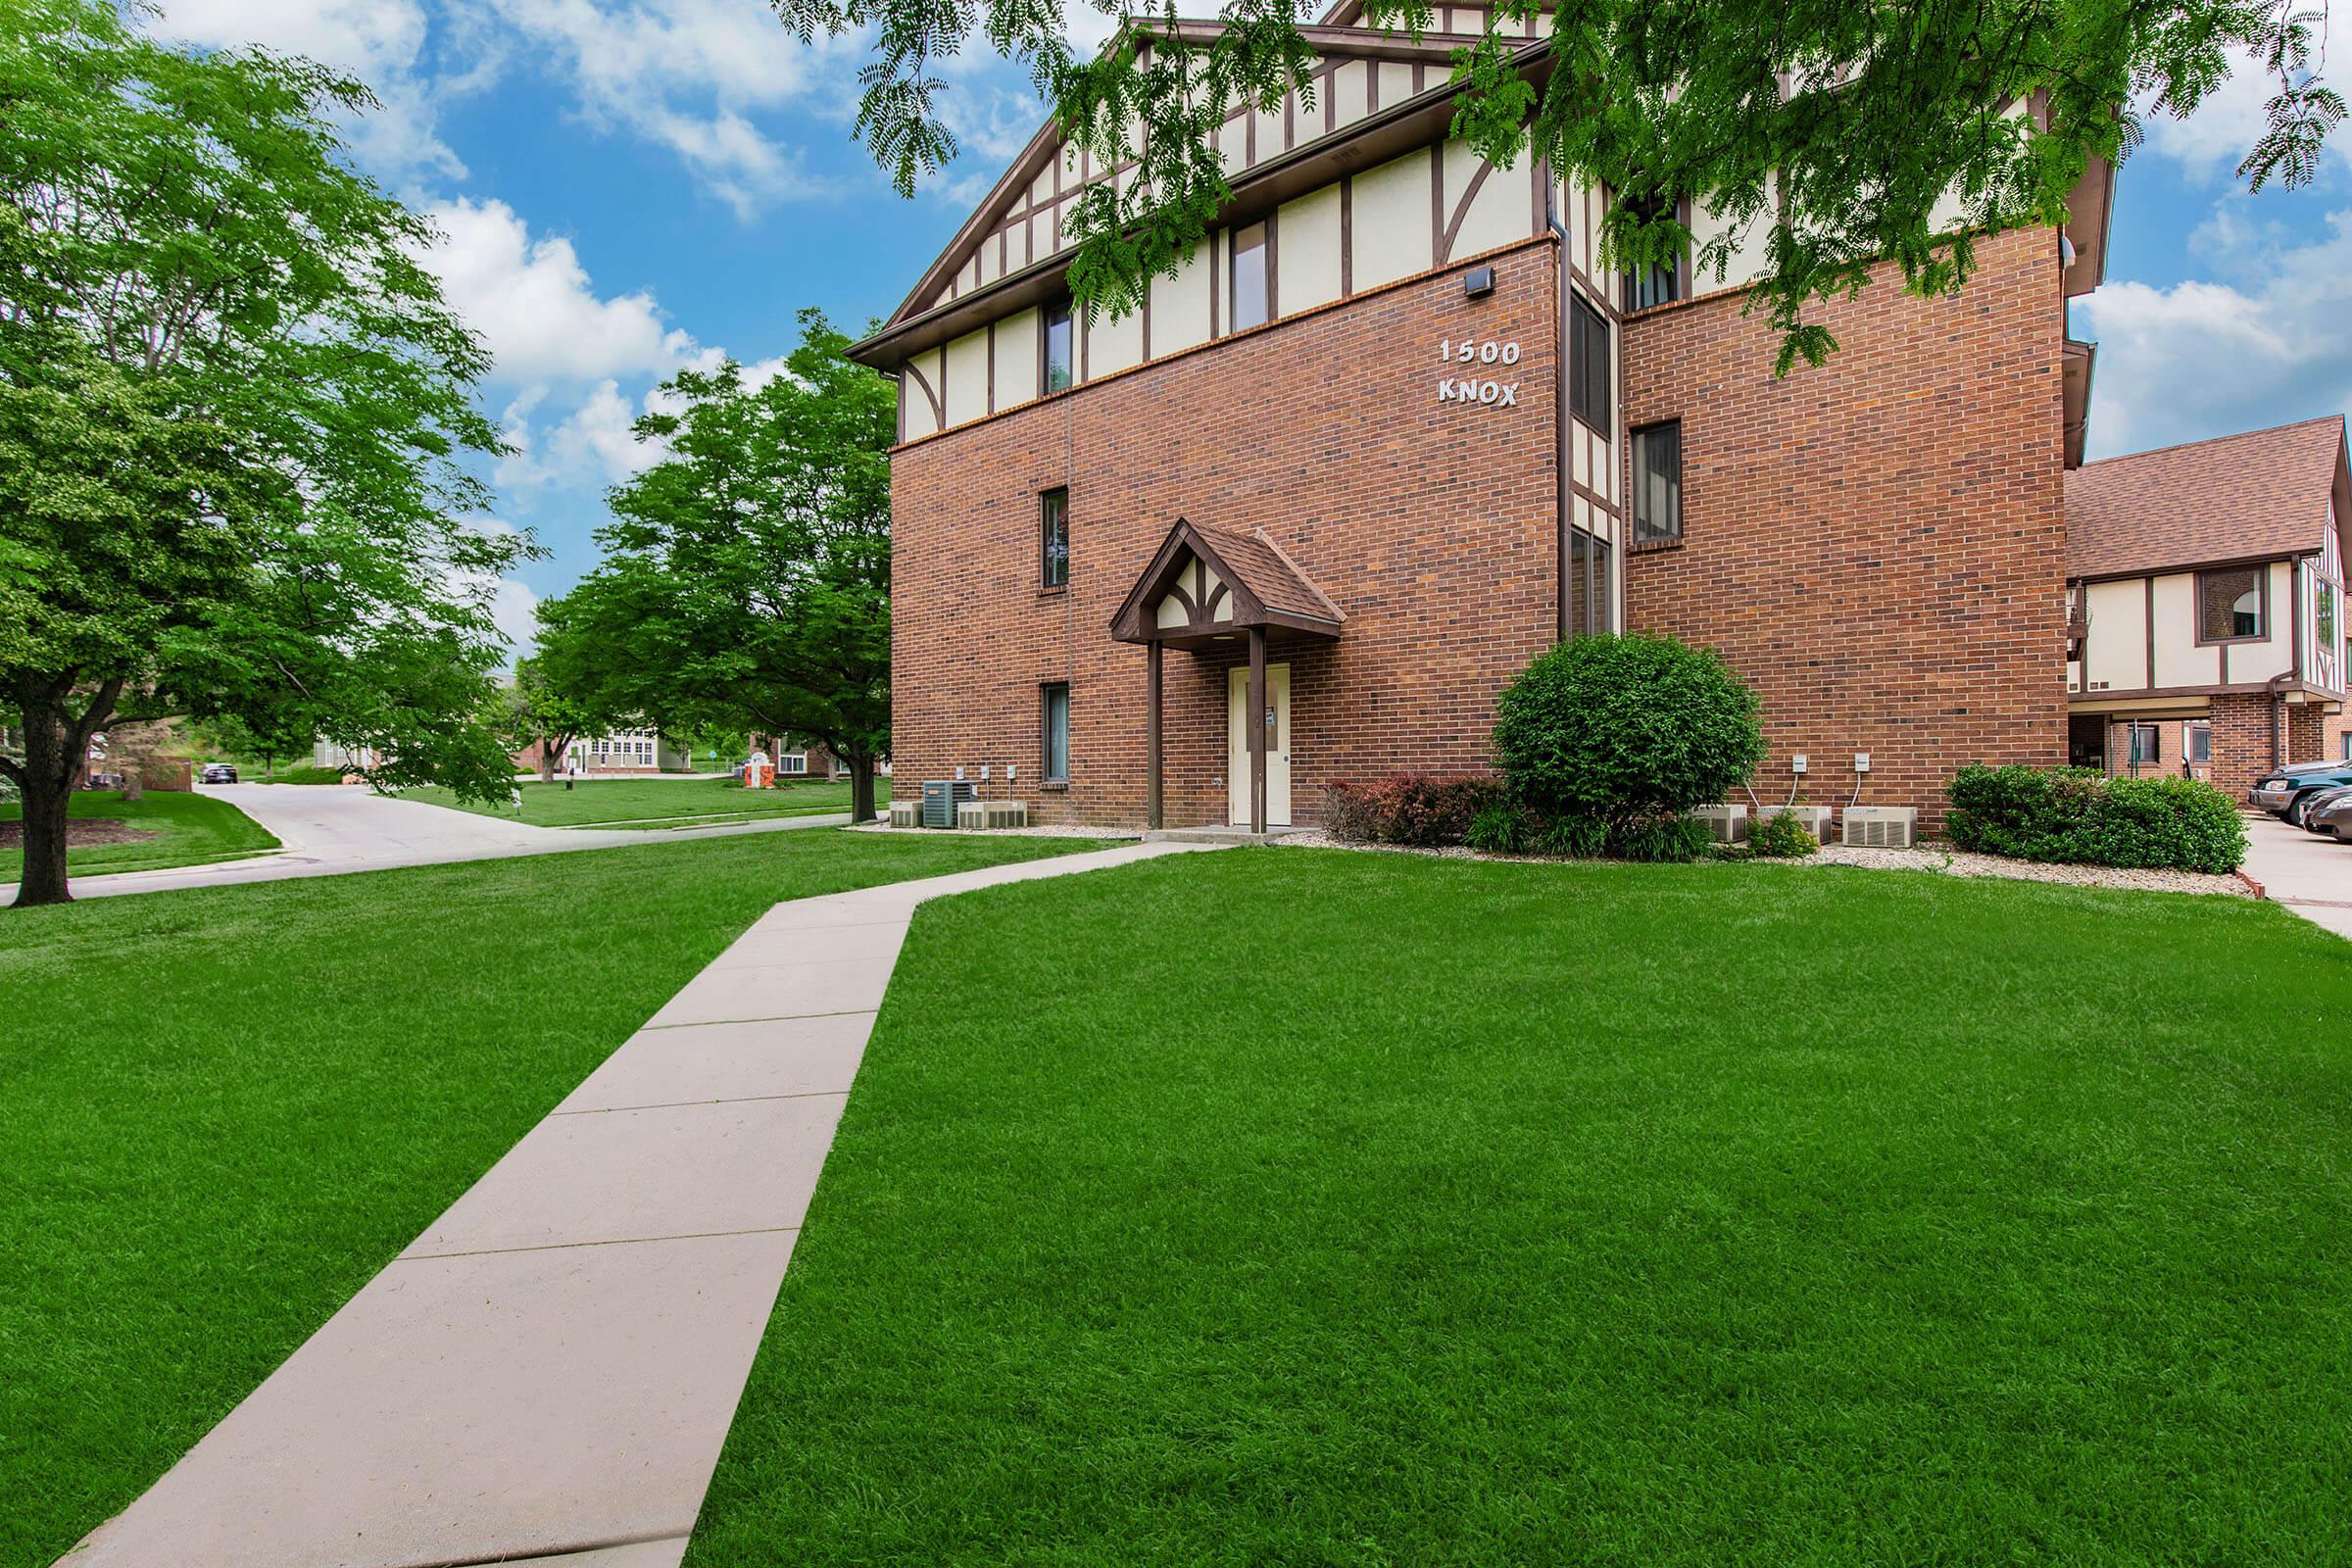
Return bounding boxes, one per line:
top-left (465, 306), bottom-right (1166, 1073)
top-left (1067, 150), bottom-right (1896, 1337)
top-left (2318, 578), bottom-right (2338, 650)
top-left (2197, 566), bottom-right (2265, 643)
top-left (1040, 487), bottom-right (1069, 589)
top-left (1230, 220), bottom-right (1270, 332)
top-left (1041, 683), bottom-right (1070, 783)
top-left (1568, 294), bottom-right (1609, 435)
top-left (1043, 299), bottom-right (1073, 393)
top-left (1622, 196), bottom-right (1686, 312)
top-left (1631, 421), bottom-right (1683, 546)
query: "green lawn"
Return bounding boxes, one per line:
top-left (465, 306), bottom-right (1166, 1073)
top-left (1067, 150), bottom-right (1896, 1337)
top-left (0, 790), bottom-right (278, 883)
top-left (689, 851), bottom-right (2352, 1566)
top-left (403, 774), bottom-right (851, 828)
top-left (0, 827), bottom-right (1108, 1567)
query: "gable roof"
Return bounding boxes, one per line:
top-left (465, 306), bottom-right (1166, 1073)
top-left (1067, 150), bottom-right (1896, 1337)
top-left (2065, 416), bottom-right (2351, 579)
top-left (1109, 517), bottom-right (1345, 644)
top-left (858, 19), bottom-right (1524, 365)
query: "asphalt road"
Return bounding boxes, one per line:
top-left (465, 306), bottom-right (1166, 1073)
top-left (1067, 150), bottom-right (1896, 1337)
top-left (1, 783), bottom-right (849, 905)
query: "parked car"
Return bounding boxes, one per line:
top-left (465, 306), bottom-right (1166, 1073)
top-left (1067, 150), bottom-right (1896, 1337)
top-left (2250, 763), bottom-right (2352, 825)
top-left (201, 762), bottom-right (238, 784)
top-left (2303, 787), bottom-right (2352, 838)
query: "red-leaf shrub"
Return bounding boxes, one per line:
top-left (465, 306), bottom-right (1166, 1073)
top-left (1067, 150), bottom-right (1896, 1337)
top-left (1323, 773), bottom-right (1506, 846)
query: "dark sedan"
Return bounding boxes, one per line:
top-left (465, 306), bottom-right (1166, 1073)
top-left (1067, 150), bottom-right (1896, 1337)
top-left (201, 762), bottom-right (239, 784)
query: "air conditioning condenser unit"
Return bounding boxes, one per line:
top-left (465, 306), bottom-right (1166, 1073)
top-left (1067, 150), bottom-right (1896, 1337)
top-left (1691, 804), bottom-right (1747, 842)
top-left (1755, 804), bottom-right (1835, 838)
top-left (1841, 806), bottom-right (1918, 849)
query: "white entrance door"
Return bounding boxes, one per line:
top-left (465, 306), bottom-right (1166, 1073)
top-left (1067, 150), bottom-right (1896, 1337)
top-left (1227, 662), bottom-right (1292, 826)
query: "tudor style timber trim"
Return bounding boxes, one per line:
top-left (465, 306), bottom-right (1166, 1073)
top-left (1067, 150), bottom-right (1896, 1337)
top-left (887, 234), bottom-right (1558, 454)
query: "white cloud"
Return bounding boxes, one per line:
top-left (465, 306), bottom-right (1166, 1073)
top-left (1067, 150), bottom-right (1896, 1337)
top-left (2139, 11), bottom-right (2352, 183)
top-left (421, 198), bottom-right (700, 384)
top-left (2078, 206), bottom-right (2352, 456)
top-left (450, 518), bottom-right (544, 660)
top-left (145, 0), bottom-right (476, 186)
top-left (488, 0), bottom-right (859, 216)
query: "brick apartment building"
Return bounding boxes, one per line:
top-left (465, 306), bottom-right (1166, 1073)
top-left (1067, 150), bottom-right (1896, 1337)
top-left (854, 5), bottom-right (2114, 831)
top-left (2063, 417), bottom-right (2351, 797)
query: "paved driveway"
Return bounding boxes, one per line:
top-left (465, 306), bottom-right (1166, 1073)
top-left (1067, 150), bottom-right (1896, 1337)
top-left (2240, 808), bottom-right (2352, 939)
top-left (2, 784), bottom-right (848, 904)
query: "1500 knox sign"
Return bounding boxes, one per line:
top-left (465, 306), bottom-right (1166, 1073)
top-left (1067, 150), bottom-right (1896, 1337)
top-left (1437, 338), bottom-right (1521, 408)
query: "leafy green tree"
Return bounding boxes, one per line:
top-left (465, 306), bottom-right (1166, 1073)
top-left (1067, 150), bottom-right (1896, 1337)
top-left (546, 312), bottom-right (893, 821)
top-left (0, 0), bottom-right (528, 905)
top-left (494, 654), bottom-right (599, 782)
top-left (782, 0), bottom-right (2339, 368)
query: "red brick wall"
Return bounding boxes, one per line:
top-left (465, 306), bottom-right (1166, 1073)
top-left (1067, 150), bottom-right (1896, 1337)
top-left (1621, 228), bottom-right (2071, 826)
top-left (888, 241), bottom-right (1563, 826)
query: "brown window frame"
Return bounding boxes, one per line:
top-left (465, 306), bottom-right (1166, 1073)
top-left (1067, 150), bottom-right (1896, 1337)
top-left (1630, 419), bottom-right (1684, 548)
top-left (2194, 565), bottom-right (2270, 646)
top-left (1039, 487), bottom-right (1069, 591)
top-left (1568, 293), bottom-right (1610, 436)
top-left (1621, 194), bottom-right (1690, 313)
top-left (1040, 297), bottom-right (1074, 394)
top-left (1227, 216), bottom-right (1275, 333)
top-left (1040, 681), bottom-right (1070, 785)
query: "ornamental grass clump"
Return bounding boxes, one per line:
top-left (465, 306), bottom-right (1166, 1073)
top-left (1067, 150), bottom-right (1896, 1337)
top-left (1490, 634), bottom-right (1765, 863)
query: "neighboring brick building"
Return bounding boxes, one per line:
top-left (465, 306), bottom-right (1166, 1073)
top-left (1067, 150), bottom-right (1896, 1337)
top-left (2064, 417), bottom-right (2351, 802)
top-left (854, 5), bottom-right (2115, 832)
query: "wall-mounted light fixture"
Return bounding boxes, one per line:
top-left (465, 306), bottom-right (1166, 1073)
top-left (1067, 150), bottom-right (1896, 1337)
top-left (1463, 265), bottom-right (1495, 298)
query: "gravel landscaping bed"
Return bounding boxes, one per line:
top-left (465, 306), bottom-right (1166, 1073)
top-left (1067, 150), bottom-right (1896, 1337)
top-left (1270, 827), bottom-right (2253, 896)
top-left (850, 821), bottom-right (1144, 841)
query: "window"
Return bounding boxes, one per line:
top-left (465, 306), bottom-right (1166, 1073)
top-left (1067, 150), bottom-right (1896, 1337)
top-left (1622, 196), bottom-right (1685, 312)
top-left (2128, 722), bottom-right (2161, 766)
top-left (2198, 566), bottom-right (2266, 642)
top-left (1568, 294), bottom-right (1610, 435)
top-left (1041, 683), bottom-right (1070, 784)
top-left (2320, 578), bottom-right (2338, 651)
top-left (2342, 731), bottom-right (2352, 761)
top-left (778, 752), bottom-right (808, 775)
top-left (1229, 220), bottom-right (1270, 332)
top-left (2184, 720), bottom-right (2212, 764)
top-left (1043, 299), bottom-right (1073, 393)
top-left (1568, 528), bottom-right (1613, 636)
top-left (1631, 422), bottom-right (1683, 546)
top-left (1040, 487), bottom-right (1069, 588)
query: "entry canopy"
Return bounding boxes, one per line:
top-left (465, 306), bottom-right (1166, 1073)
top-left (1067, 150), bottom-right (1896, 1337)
top-left (1109, 517), bottom-right (1345, 649)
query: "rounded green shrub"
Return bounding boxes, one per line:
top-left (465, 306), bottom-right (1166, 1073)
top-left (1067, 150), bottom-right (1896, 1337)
top-left (1748, 808), bottom-right (1819, 858)
top-left (1493, 634), bottom-right (1764, 825)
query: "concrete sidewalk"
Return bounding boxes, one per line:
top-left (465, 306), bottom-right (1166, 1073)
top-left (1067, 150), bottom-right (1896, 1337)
top-left (62, 841), bottom-right (1211, 1568)
top-left (2239, 809), bottom-right (2352, 940)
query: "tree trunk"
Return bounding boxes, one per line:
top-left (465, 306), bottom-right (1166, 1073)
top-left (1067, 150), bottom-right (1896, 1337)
top-left (847, 751), bottom-right (877, 823)
top-left (122, 766), bottom-right (144, 804)
top-left (14, 713), bottom-right (76, 907)
top-left (537, 743), bottom-right (558, 784)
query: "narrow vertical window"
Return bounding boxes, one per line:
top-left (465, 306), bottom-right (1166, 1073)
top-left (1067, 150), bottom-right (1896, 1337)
top-left (1041, 683), bottom-right (1070, 783)
top-left (1043, 299), bottom-right (1073, 393)
top-left (1230, 220), bottom-right (1270, 331)
top-left (1040, 487), bottom-right (1069, 589)
top-left (2185, 720), bottom-right (2213, 764)
top-left (1631, 421), bottom-right (1683, 545)
top-left (1568, 294), bottom-right (1609, 435)
top-left (1622, 195), bottom-right (1685, 311)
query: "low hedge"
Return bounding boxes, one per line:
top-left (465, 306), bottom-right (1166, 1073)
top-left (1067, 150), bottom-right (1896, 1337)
top-left (1946, 764), bottom-right (2247, 873)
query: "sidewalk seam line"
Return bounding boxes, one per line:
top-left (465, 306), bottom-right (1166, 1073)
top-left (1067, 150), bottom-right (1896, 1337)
top-left (394, 1225), bottom-right (802, 1263)
top-left (553, 1089), bottom-right (854, 1115)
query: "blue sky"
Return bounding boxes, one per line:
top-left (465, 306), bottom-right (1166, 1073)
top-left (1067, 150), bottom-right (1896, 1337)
top-left (150, 1), bottom-right (2352, 654)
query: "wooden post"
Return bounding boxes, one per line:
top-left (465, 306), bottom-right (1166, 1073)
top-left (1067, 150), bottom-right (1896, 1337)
top-left (1146, 641), bottom-right (1163, 829)
top-left (1248, 626), bottom-right (1268, 836)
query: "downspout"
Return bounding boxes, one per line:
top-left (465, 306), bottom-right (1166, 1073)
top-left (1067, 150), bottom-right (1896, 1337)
top-left (1547, 196), bottom-right (1571, 645)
